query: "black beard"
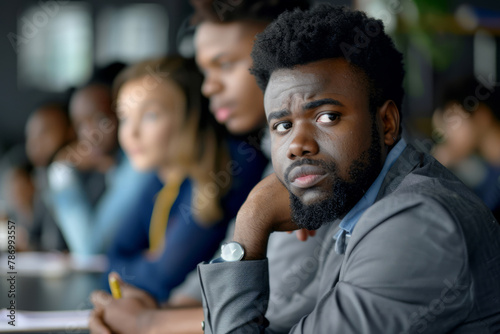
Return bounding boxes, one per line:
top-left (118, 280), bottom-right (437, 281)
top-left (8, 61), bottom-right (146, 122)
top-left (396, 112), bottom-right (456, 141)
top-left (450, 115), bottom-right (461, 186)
top-left (289, 122), bottom-right (383, 230)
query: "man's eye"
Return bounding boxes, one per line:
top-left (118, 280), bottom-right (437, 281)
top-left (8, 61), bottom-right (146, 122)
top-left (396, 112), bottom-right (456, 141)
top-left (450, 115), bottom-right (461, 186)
top-left (275, 122), bottom-right (292, 133)
top-left (317, 113), bottom-right (339, 124)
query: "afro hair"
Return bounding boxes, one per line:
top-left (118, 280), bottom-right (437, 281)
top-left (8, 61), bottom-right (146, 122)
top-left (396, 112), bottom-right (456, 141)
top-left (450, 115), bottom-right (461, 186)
top-left (190, 0), bottom-right (310, 25)
top-left (250, 4), bottom-right (405, 117)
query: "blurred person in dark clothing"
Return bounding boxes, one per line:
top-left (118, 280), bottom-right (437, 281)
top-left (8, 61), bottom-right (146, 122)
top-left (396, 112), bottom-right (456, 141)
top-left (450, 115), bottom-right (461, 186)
top-left (433, 75), bottom-right (500, 220)
top-left (1, 149), bottom-right (36, 251)
top-left (47, 63), bottom-right (157, 255)
top-left (23, 103), bottom-right (76, 251)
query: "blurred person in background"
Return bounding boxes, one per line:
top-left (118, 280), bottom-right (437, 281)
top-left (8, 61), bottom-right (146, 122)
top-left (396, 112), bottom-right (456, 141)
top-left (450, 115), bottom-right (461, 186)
top-left (3, 163), bottom-right (34, 231)
top-left (89, 1), bottom-right (335, 334)
top-left (22, 102), bottom-right (76, 251)
top-left (100, 56), bottom-right (267, 302)
top-left (1, 146), bottom-right (35, 251)
top-left (432, 75), bottom-right (500, 220)
top-left (46, 63), bottom-right (157, 255)
top-left (1, 146), bottom-right (35, 227)
top-left (26, 103), bottom-right (75, 170)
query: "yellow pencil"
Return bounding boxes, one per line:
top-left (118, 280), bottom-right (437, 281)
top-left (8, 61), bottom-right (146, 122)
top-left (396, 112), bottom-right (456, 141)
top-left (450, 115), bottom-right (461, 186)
top-left (109, 276), bottom-right (122, 299)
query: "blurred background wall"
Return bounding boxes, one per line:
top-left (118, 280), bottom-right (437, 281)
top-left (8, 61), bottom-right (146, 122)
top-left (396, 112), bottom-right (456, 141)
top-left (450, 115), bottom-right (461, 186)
top-left (0, 0), bottom-right (498, 151)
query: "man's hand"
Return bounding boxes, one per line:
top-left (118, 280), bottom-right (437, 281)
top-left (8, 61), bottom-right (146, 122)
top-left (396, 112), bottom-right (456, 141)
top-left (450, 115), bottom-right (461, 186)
top-left (233, 173), bottom-right (315, 260)
top-left (237, 173), bottom-right (294, 230)
top-left (89, 273), bottom-right (157, 334)
top-left (288, 228), bottom-right (316, 242)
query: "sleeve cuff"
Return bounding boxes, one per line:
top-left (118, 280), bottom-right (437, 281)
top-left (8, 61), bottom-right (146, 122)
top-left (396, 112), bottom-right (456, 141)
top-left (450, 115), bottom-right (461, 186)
top-left (198, 259), bottom-right (270, 333)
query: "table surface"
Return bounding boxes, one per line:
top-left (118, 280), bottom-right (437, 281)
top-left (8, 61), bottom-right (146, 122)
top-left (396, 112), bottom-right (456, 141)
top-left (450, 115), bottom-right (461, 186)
top-left (0, 272), bottom-right (103, 333)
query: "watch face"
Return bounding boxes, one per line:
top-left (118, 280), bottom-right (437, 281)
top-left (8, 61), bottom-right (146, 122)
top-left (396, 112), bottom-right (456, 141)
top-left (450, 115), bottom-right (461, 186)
top-left (221, 242), bottom-right (244, 262)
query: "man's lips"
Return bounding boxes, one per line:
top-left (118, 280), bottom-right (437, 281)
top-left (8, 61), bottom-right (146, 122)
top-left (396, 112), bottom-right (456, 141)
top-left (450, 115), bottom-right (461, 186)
top-left (210, 102), bottom-right (235, 123)
top-left (288, 165), bottom-right (327, 189)
top-left (215, 108), bottom-right (231, 123)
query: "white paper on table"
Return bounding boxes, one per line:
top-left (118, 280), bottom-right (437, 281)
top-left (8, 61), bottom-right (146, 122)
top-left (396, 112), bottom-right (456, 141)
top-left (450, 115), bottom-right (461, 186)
top-left (0, 309), bottom-right (90, 332)
top-left (0, 252), bottom-right (108, 277)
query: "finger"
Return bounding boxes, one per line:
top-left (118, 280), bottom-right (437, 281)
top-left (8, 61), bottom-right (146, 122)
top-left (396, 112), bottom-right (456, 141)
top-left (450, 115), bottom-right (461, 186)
top-left (108, 276), bottom-right (158, 308)
top-left (295, 229), bottom-right (309, 242)
top-left (117, 279), bottom-right (146, 299)
top-left (109, 272), bottom-right (124, 285)
top-left (308, 230), bottom-right (316, 237)
top-left (125, 287), bottom-right (158, 308)
top-left (91, 290), bottom-right (113, 309)
top-left (89, 309), bottom-right (111, 334)
top-left (108, 272), bottom-right (152, 302)
top-left (109, 272), bottom-right (138, 296)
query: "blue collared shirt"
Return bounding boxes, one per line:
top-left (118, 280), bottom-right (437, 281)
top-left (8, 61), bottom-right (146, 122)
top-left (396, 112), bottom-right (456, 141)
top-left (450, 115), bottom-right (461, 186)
top-left (334, 138), bottom-right (407, 254)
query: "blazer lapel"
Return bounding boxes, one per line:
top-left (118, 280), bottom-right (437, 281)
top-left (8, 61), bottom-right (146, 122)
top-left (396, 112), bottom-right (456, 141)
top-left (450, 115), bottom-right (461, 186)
top-left (376, 144), bottom-right (423, 201)
top-left (316, 223), bottom-right (345, 295)
top-left (318, 144), bottom-right (423, 295)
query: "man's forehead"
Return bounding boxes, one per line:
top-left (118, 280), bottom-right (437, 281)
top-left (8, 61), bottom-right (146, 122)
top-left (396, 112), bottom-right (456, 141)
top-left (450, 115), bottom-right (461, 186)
top-left (264, 67), bottom-right (331, 113)
top-left (195, 22), bottom-right (247, 53)
top-left (263, 59), bottom-right (363, 114)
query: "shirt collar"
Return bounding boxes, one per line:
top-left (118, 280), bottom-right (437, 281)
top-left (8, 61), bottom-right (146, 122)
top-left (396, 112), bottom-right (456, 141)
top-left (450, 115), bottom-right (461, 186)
top-left (333, 138), bottom-right (407, 251)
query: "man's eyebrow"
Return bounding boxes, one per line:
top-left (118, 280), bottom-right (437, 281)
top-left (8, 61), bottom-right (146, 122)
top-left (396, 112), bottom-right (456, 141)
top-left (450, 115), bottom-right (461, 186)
top-left (267, 109), bottom-right (291, 123)
top-left (267, 99), bottom-right (343, 123)
top-left (303, 98), bottom-right (343, 110)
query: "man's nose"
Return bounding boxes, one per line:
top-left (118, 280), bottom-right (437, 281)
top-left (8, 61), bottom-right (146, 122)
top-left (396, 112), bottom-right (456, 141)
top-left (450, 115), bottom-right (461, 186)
top-left (201, 74), bottom-right (223, 97)
top-left (286, 122), bottom-right (319, 159)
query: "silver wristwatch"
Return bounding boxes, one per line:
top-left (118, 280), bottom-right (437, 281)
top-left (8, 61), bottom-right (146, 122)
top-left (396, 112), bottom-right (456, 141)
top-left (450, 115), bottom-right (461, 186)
top-left (210, 241), bottom-right (245, 263)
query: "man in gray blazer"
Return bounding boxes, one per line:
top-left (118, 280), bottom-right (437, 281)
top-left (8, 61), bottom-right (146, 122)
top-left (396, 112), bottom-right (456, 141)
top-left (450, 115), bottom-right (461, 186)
top-left (197, 4), bottom-right (500, 333)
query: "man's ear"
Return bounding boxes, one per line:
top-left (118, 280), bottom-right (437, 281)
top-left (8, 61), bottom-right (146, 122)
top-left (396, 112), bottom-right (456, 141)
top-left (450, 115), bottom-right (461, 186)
top-left (378, 100), bottom-right (400, 146)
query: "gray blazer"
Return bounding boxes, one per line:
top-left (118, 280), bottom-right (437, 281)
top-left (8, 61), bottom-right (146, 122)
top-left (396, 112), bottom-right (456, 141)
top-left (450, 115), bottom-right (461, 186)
top-left (198, 144), bottom-right (500, 333)
top-left (172, 222), bottom-right (326, 333)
